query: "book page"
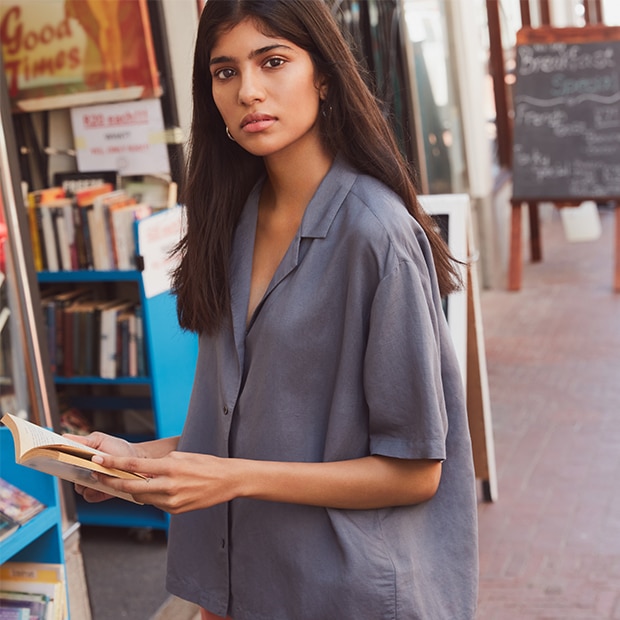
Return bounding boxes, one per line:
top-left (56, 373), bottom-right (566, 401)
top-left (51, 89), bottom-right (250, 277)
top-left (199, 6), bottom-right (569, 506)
top-left (2, 413), bottom-right (103, 459)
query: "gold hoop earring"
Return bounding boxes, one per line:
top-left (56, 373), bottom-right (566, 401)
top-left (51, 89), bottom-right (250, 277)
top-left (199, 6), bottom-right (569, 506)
top-left (226, 126), bottom-right (236, 142)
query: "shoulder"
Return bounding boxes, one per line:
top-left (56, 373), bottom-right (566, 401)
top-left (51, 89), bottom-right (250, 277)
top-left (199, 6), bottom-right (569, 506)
top-left (337, 168), bottom-right (432, 269)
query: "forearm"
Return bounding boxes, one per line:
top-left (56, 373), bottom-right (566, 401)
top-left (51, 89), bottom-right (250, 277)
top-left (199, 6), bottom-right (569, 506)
top-left (233, 455), bottom-right (442, 510)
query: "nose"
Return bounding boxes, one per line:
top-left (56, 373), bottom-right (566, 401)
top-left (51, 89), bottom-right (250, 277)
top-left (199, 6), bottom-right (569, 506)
top-left (237, 69), bottom-right (265, 106)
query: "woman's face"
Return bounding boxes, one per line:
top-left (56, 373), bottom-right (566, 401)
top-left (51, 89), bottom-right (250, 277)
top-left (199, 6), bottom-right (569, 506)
top-left (209, 18), bottom-right (326, 160)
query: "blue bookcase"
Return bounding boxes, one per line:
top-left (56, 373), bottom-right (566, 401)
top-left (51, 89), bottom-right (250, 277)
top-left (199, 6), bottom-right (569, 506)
top-left (37, 265), bottom-right (198, 530)
top-left (0, 428), bottom-right (65, 565)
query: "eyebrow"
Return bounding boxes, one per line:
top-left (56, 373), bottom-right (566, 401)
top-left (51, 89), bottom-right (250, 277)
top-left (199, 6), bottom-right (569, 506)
top-left (210, 44), bottom-right (294, 66)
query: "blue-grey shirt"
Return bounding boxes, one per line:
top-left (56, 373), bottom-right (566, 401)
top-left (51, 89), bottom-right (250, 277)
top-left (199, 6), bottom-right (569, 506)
top-left (166, 155), bottom-right (478, 619)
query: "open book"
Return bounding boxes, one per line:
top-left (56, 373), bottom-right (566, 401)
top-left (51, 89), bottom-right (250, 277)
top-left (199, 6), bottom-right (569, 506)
top-left (1, 412), bottom-right (145, 504)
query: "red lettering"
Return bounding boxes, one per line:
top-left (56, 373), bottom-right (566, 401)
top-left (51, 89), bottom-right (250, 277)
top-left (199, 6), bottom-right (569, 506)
top-left (84, 114), bottom-right (105, 128)
top-left (3, 59), bottom-right (19, 96)
top-left (0, 6), bottom-right (22, 55)
top-left (23, 30), bottom-right (37, 51)
top-left (68, 46), bottom-right (80, 69)
top-left (56, 17), bottom-right (72, 39)
top-left (40, 24), bottom-right (54, 45)
top-left (0, 6), bottom-right (74, 55)
top-left (54, 49), bottom-right (66, 71)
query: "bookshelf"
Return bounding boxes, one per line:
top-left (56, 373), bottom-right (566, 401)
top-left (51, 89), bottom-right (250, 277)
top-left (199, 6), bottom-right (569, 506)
top-left (0, 429), bottom-right (65, 566)
top-left (37, 260), bottom-right (198, 530)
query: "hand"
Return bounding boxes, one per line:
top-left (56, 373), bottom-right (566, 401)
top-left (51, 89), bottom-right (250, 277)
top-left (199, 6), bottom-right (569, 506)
top-left (64, 432), bottom-right (140, 504)
top-left (87, 451), bottom-right (239, 514)
top-left (64, 431), bottom-right (138, 458)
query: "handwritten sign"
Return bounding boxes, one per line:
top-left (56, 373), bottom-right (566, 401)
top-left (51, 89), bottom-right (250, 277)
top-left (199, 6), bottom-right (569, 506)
top-left (71, 98), bottom-right (170, 177)
top-left (512, 27), bottom-right (620, 201)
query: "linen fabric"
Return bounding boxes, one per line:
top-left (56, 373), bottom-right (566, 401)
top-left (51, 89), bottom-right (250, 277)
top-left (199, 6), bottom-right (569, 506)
top-left (166, 155), bottom-right (478, 620)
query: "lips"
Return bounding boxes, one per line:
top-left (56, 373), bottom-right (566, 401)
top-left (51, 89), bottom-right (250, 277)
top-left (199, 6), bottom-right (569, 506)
top-left (241, 113), bottom-right (276, 133)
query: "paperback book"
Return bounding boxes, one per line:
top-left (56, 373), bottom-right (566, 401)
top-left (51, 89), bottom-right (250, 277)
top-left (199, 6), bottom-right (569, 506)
top-left (1, 413), bottom-right (146, 504)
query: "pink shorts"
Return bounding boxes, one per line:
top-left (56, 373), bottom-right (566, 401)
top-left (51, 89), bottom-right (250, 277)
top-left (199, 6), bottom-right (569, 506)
top-left (200, 609), bottom-right (233, 620)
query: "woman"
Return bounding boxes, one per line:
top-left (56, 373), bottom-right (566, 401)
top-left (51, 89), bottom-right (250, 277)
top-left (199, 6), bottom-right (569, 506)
top-left (73, 1), bottom-right (479, 618)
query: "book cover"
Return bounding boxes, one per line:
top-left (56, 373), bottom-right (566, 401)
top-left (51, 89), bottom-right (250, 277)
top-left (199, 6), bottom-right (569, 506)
top-left (0, 478), bottom-right (45, 526)
top-left (1, 413), bottom-right (145, 505)
top-left (0, 512), bottom-right (19, 542)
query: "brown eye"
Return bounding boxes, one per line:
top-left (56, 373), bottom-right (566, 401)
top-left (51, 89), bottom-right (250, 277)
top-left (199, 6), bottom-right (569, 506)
top-left (214, 67), bottom-right (235, 80)
top-left (264, 57), bottom-right (286, 69)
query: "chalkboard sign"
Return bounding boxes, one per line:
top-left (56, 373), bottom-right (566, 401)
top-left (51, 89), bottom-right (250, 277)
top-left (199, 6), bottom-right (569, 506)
top-left (512, 27), bottom-right (620, 201)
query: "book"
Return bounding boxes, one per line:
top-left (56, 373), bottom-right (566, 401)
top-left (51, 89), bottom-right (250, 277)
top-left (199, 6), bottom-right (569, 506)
top-left (38, 206), bottom-right (59, 273)
top-left (73, 183), bottom-right (115, 270)
top-left (1, 413), bottom-right (146, 504)
top-left (0, 606), bottom-right (31, 620)
top-left (43, 200), bottom-right (73, 272)
top-left (27, 187), bottom-right (66, 272)
top-left (93, 190), bottom-right (138, 270)
top-left (0, 563), bottom-right (67, 620)
top-left (0, 591), bottom-right (48, 620)
top-left (0, 512), bottom-right (19, 542)
top-left (108, 202), bottom-right (151, 270)
top-left (41, 288), bottom-right (92, 375)
top-left (0, 478), bottom-right (45, 525)
top-left (53, 170), bottom-right (118, 196)
top-left (98, 300), bottom-right (133, 379)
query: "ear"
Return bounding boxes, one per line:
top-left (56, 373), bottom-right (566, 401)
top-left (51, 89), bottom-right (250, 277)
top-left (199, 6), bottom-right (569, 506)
top-left (316, 75), bottom-right (329, 101)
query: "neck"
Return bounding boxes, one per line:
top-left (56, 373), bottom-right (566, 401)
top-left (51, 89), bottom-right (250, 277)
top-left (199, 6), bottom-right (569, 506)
top-left (262, 142), bottom-right (334, 215)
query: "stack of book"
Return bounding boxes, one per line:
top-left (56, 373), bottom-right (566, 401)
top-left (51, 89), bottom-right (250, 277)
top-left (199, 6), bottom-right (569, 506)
top-left (27, 183), bottom-right (152, 273)
top-left (0, 478), bottom-right (46, 543)
top-left (0, 561), bottom-right (68, 620)
top-left (41, 288), bottom-right (146, 379)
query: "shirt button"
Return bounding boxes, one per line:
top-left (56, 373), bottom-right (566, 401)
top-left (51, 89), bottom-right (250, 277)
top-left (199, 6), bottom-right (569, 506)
top-left (223, 406), bottom-right (229, 416)
top-left (221, 538), bottom-right (226, 549)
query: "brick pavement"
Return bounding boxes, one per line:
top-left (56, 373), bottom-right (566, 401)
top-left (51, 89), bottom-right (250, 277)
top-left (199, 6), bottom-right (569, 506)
top-left (476, 205), bottom-right (620, 619)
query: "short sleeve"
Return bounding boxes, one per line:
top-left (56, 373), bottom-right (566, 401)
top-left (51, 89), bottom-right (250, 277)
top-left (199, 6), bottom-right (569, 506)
top-left (363, 258), bottom-right (448, 461)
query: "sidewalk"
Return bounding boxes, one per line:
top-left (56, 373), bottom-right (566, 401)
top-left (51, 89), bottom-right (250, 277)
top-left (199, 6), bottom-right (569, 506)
top-left (476, 205), bottom-right (620, 619)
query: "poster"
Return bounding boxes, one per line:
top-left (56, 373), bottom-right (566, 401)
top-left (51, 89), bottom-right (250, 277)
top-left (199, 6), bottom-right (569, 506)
top-left (0, 0), bottom-right (161, 112)
top-left (70, 98), bottom-right (170, 176)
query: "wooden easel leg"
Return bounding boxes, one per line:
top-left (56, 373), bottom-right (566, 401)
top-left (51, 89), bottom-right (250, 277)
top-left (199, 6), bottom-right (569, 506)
top-left (508, 202), bottom-right (522, 291)
top-left (528, 202), bottom-right (542, 262)
top-left (467, 252), bottom-right (498, 502)
top-left (615, 203), bottom-right (620, 293)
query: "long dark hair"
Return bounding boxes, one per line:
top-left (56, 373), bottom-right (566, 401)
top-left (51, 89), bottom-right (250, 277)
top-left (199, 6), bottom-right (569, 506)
top-left (172, 0), bottom-right (462, 335)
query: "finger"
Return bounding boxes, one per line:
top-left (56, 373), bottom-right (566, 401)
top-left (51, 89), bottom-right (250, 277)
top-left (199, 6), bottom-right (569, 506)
top-left (64, 433), bottom-right (91, 445)
top-left (79, 485), bottom-right (115, 503)
top-left (91, 454), bottom-right (165, 477)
